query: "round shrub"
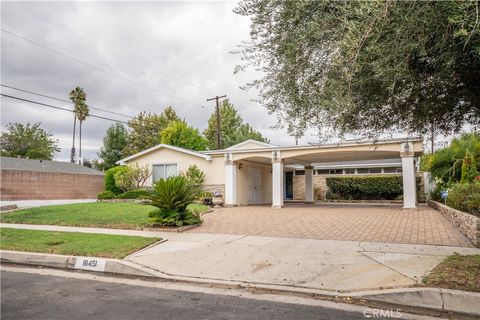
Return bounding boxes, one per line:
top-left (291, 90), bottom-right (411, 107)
top-left (97, 190), bottom-right (115, 200)
top-left (104, 166), bottom-right (128, 194)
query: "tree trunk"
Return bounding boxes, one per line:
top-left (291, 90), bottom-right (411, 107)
top-left (430, 120), bottom-right (435, 154)
top-left (71, 115), bottom-right (77, 163)
top-left (79, 121), bottom-right (82, 165)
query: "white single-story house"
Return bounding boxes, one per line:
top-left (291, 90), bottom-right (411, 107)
top-left (117, 138), bottom-right (423, 208)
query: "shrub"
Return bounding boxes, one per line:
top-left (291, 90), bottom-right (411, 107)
top-left (184, 164), bottom-right (205, 186)
top-left (460, 149), bottom-right (478, 183)
top-left (326, 176), bottom-right (404, 200)
top-left (428, 132), bottom-right (480, 183)
top-left (147, 175), bottom-right (201, 226)
top-left (446, 182), bottom-right (480, 216)
top-left (149, 175), bottom-right (200, 212)
top-left (116, 189), bottom-right (150, 199)
top-left (114, 164), bottom-right (152, 192)
top-left (148, 209), bottom-right (201, 227)
top-left (104, 166), bottom-right (128, 194)
top-left (97, 190), bottom-right (116, 199)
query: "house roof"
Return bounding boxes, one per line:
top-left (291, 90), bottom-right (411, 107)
top-left (116, 144), bottom-right (212, 164)
top-left (224, 139), bottom-right (277, 150)
top-left (0, 157), bottom-right (104, 175)
top-left (204, 137), bottom-right (422, 155)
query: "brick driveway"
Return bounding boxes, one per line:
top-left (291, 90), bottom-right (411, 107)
top-left (189, 203), bottom-right (473, 247)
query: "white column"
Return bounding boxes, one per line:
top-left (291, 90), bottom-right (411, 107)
top-left (401, 141), bottom-right (417, 209)
top-left (272, 157), bottom-right (284, 208)
top-left (224, 159), bottom-right (237, 206)
top-left (304, 165), bottom-right (314, 203)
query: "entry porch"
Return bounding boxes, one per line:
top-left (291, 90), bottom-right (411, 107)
top-left (221, 138), bottom-right (423, 209)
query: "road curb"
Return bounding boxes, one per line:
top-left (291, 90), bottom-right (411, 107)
top-left (2, 250), bottom-right (479, 316)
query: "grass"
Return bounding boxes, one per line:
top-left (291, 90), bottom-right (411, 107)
top-left (0, 228), bottom-right (160, 259)
top-left (0, 202), bottom-right (209, 229)
top-left (422, 254), bottom-right (480, 292)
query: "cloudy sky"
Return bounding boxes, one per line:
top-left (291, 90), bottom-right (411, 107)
top-left (1, 1), bottom-right (319, 161)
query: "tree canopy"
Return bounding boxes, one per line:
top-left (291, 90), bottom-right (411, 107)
top-left (123, 107), bottom-right (180, 156)
top-left (234, 1), bottom-right (480, 140)
top-left (0, 122), bottom-right (60, 160)
top-left (203, 99), bottom-right (269, 149)
top-left (98, 123), bottom-right (128, 170)
top-left (160, 120), bottom-right (207, 151)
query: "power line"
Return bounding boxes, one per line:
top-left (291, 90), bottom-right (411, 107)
top-left (6, 2), bottom-right (207, 89)
top-left (1, 84), bottom-right (133, 119)
top-left (0, 94), bottom-right (129, 124)
top-left (1, 28), bottom-right (204, 108)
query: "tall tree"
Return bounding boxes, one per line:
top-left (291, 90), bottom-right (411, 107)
top-left (0, 122), bottom-right (60, 160)
top-left (69, 86), bottom-right (87, 163)
top-left (234, 1), bottom-right (480, 140)
top-left (75, 102), bottom-right (90, 164)
top-left (98, 123), bottom-right (128, 170)
top-left (123, 107), bottom-right (180, 156)
top-left (160, 120), bottom-right (207, 151)
top-left (203, 99), bottom-right (269, 149)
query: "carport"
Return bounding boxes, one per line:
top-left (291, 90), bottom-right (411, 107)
top-left (207, 138), bottom-right (423, 209)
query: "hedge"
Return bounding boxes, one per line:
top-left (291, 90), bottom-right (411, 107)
top-left (97, 189), bottom-right (149, 200)
top-left (326, 176), bottom-right (404, 200)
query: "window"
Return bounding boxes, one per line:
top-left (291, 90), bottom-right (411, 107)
top-left (152, 163), bottom-right (178, 182)
top-left (357, 167), bottom-right (382, 174)
top-left (357, 168), bottom-right (369, 174)
top-left (344, 168), bottom-right (355, 174)
top-left (329, 169), bottom-right (343, 175)
top-left (384, 167), bottom-right (402, 174)
top-left (316, 169), bottom-right (329, 175)
top-left (295, 170), bottom-right (305, 176)
top-left (369, 168), bottom-right (382, 174)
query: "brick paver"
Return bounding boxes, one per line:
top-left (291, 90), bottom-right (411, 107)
top-left (189, 203), bottom-right (473, 247)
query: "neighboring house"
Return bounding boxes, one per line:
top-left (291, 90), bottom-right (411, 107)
top-left (117, 138), bottom-right (423, 209)
top-left (0, 156), bottom-right (104, 202)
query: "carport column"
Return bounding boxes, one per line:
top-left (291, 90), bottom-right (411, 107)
top-left (304, 165), bottom-right (314, 203)
top-left (401, 141), bottom-right (417, 209)
top-left (272, 151), bottom-right (284, 208)
top-left (224, 153), bottom-right (237, 206)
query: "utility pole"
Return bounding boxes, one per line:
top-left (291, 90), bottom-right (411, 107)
top-left (206, 95), bottom-right (227, 149)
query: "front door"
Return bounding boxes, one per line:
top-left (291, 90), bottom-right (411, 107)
top-left (247, 168), bottom-right (262, 204)
top-left (285, 172), bottom-right (293, 199)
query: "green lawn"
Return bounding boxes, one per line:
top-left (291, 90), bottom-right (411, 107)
top-left (0, 228), bottom-right (160, 259)
top-left (0, 202), bottom-right (209, 229)
top-left (422, 254), bottom-right (480, 292)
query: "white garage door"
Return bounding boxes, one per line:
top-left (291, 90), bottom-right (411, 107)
top-left (247, 167), bottom-right (262, 204)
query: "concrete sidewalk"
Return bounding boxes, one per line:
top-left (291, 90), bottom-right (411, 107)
top-left (2, 223), bottom-right (479, 293)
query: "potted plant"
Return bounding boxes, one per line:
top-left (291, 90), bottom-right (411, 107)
top-left (202, 191), bottom-right (213, 206)
top-left (212, 191), bottom-right (223, 207)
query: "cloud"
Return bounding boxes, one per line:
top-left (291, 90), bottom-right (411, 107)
top-left (1, 1), bottom-right (314, 161)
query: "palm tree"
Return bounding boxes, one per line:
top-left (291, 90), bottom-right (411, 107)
top-left (76, 103), bottom-right (90, 164)
top-left (69, 86), bottom-right (86, 163)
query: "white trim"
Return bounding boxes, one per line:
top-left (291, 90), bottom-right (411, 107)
top-left (204, 137), bottom-right (422, 155)
top-left (225, 139), bottom-right (277, 150)
top-left (116, 144), bottom-right (212, 164)
top-left (225, 162), bottom-right (237, 205)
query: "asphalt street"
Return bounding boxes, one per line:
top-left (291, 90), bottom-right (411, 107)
top-left (1, 269), bottom-right (387, 320)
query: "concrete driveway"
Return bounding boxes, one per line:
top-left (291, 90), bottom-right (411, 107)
top-left (189, 203), bottom-right (473, 247)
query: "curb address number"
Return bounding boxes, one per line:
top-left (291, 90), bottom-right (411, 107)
top-left (74, 257), bottom-right (106, 271)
